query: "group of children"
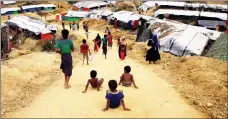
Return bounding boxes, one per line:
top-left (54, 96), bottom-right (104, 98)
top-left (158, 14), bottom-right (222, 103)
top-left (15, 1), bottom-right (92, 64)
top-left (62, 22), bottom-right (80, 31)
top-left (79, 25), bottom-right (113, 62)
top-left (82, 65), bottom-right (138, 111)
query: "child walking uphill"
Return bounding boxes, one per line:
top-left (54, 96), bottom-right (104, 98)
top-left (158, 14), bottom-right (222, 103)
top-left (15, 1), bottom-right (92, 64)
top-left (103, 80), bottom-right (131, 111)
top-left (119, 66), bottom-right (138, 88)
top-left (80, 39), bottom-right (91, 65)
top-left (102, 35), bottom-right (108, 59)
top-left (82, 70), bottom-right (104, 93)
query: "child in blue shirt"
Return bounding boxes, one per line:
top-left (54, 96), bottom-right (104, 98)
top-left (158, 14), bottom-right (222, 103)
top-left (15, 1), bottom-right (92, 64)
top-left (102, 80), bottom-right (130, 111)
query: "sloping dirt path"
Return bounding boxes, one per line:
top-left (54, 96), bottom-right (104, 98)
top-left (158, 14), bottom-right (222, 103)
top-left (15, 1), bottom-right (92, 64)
top-left (12, 28), bottom-right (207, 118)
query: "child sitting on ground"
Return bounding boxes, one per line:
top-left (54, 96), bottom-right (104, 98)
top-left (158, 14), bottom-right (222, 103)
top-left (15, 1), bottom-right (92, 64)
top-left (82, 70), bottom-right (104, 93)
top-left (80, 39), bottom-right (91, 65)
top-left (119, 66), bottom-right (138, 88)
top-left (102, 80), bottom-right (130, 111)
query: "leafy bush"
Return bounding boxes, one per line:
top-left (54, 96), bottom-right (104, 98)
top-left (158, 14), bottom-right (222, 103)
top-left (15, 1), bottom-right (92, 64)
top-left (42, 39), bottom-right (55, 52)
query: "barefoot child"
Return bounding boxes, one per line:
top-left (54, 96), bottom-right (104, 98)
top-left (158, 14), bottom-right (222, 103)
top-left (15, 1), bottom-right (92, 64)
top-left (119, 66), bottom-right (138, 88)
top-left (102, 35), bottom-right (108, 59)
top-left (55, 29), bottom-right (74, 89)
top-left (102, 80), bottom-right (130, 111)
top-left (80, 39), bottom-right (91, 65)
top-left (82, 70), bottom-right (104, 93)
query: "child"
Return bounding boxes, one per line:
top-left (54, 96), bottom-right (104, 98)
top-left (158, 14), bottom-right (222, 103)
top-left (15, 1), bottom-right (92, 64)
top-left (119, 66), bottom-right (138, 88)
top-left (77, 22), bottom-right (79, 31)
top-left (80, 39), bottom-right (91, 65)
top-left (117, 38), bottom-right (121, 47)
top-left (84, 24), bottom-right (89, 39)
top-left (107, 32), bottom-right (113, 49)
top-left (119, 44), bottom-right (126, 60)
top-left (92, 39), bottom-right (100, 53)
top-left (102, 35), bottom-right (108, 59)
top-left (82, 70), bottom-right (104, 93)
top-left (102, 80), bottom-right (130, 111)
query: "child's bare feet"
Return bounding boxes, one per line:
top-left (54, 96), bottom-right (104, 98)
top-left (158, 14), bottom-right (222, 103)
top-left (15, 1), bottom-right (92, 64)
top-left (124, 108), bottom-right (131, 111)
top-left (65, 85), bottom-right (71, 89)
top-left (102, 108), bottom-right (108, 111)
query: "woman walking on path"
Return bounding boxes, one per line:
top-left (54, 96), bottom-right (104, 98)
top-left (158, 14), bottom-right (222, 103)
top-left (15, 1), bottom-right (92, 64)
top-left (55, 29), bottom-right (74, 89)
top-left (118, 37), bottom-right (127, 60)
top-left (95, 34), bottom-right (102, 48)
top-left (145, 34), bottom-right (160, 64)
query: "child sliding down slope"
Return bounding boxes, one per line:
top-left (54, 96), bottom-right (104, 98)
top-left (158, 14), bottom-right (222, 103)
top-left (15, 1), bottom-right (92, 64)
top-left (82, 70), bottom-right (104, 93)
top-left (119, 66), bottom-right (138, 88)
top-left (103, 80), bottom-right (130, 111)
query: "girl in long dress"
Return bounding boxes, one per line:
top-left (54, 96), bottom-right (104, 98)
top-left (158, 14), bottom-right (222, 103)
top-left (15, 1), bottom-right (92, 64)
top-left (118, 37), bottom-right (127, 60)
top-left (92, 39), bottom-right (99, 53)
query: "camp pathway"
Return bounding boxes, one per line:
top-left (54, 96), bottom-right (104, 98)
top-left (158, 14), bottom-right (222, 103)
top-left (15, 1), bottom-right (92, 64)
top-left (13, 28), bottom-right (207, 118)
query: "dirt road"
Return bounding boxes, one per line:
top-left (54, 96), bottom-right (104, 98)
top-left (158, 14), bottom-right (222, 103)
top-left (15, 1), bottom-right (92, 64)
top-left (12, 28), bottom-right (207, 118)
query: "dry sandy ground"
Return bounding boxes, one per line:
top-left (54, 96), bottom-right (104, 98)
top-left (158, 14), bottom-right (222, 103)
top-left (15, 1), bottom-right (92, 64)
top-left (9, 28), bottom-right (208, 118)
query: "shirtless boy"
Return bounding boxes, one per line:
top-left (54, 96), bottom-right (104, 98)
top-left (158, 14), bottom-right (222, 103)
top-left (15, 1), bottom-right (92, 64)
top-left (82, 70), bottom-right (104, 93)
top-left (119, 66), bottom-right (138, 88)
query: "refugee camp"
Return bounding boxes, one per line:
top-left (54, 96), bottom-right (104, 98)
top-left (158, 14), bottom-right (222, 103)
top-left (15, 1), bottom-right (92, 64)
top-left (1, 1), bottom-right (227, 118)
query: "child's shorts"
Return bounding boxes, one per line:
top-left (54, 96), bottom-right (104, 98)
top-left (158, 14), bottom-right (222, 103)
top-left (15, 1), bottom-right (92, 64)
top-left (122, 81), bottom-right (132, 87)
top-left (83, 52), bottom-right (89, 60)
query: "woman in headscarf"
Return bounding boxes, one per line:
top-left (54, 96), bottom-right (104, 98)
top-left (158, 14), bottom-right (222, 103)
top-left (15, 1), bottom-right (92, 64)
top-left (95, 34), bottom-right (101, 48)
top-left (145, 34), bottom-right (160, 64)
top-left (118, 36), bottom-right (127, 60)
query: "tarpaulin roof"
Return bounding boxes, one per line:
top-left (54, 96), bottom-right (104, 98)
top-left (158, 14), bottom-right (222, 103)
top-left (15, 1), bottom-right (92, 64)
top-left (1, 8), bottom-right (20, 14)
top-left (2, 1), bottom-right (16, 5)
top-left (140, 1), bottom-right (228, 11)
top-left (73, 1), bottom-right (109, 8)
top-left (110, 11), bottom-right (141, 23)
top-left (21, 4), bottom-right (56, 9)
top-left (41, 28), bottom-right (51, 34)
top-left (65, 11), bottom-right (90, 18)
top-left (154, 9), bottom-right (228, 20)
top-left (147, 19), bottom-right (222, 56)
top-left (139, 1), bottom-right (186, 11)
top-left (7, 16), bottom-right (57, 35)
top-left (200, 12), bottom-right (227, 20)
top-left (185, 3), bottom-right (228, 10)
top-left (154, 9), bottom-right (200, 17)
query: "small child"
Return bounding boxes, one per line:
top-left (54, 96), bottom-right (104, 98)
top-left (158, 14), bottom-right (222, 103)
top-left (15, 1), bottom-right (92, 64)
top-left (82, 70), bottom-right (104, 93)
top-left (102, 80), bottom-right (130, 111)
top-left (119, 66), bottom-right (138, 88)
top-left (117, 38), bottom-right (121, 47)
top-left (80, 39), bottom-right (91, 65)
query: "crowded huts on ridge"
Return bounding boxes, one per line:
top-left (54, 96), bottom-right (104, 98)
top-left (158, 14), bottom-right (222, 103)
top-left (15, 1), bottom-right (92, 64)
top-left (1, 1), bottom-right (227, 61)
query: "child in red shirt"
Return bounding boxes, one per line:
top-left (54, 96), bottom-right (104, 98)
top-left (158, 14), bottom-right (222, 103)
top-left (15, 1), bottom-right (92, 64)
top-left (80, 39), bottom-right (91, 65)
